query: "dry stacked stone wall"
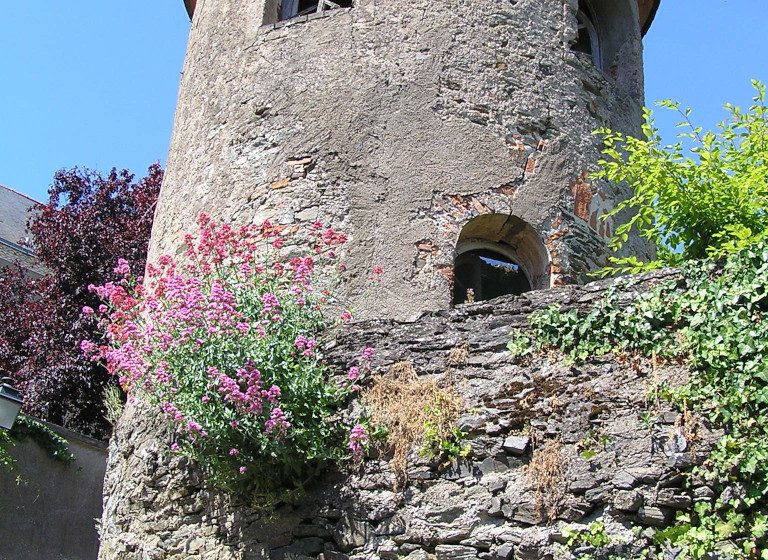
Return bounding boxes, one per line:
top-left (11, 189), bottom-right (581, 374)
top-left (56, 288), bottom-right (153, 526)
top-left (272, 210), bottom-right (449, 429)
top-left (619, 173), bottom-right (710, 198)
top-left (99, 271), bottom-right (718, 560)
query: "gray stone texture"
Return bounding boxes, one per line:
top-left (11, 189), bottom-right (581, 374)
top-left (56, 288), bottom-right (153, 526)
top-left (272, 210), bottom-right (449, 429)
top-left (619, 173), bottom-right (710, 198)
top-left (150, 0), bottom-right (654, 321)
top-left (98, 1), bottom-right (680, 557)
top-left (98, 272), bottom-right (719, 559)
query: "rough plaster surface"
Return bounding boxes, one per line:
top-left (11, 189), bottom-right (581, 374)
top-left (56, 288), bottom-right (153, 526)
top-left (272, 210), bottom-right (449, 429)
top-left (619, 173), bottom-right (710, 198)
top-left (151, 0), bottom-right (654, 321)
top-left (98, 271), bottom-right (718, 559)
top-left (100, 2), bottom-right (679, 558)
top-left (0, 422), bottom-right (107, 560)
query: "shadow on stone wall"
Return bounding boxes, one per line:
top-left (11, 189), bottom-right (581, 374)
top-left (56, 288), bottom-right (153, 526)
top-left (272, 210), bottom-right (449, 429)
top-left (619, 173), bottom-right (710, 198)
top-left (0, 421), bottom-right (107, 560)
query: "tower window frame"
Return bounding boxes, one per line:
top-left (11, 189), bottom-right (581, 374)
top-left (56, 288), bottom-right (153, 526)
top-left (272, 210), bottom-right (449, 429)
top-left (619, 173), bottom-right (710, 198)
top-left (573, 1), bottom-right (602, 68)
top-left (453, 240), bottom-right (533, 305)
top-left (279, 0), bottom-right (351, 21)
top-left (451, 213), bottom-right (551, 306)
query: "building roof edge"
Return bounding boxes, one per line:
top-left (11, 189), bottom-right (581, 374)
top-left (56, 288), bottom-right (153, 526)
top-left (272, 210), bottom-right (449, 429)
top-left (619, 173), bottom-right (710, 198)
top-left (184, 0), bottom-right (196, 20)
top-left (639, 0), bottom-right (662, 36)
top-left (183, 0), bottom-right (662, 32)
top-left (0, 184), bottom-right (44, 206)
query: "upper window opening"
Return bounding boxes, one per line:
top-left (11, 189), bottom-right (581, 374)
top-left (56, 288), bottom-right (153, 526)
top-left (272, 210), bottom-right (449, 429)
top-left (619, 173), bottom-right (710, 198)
top-left (573, 1), bottom-right (601, 67)
top-left (453, 248), bottom-right (531, 305)
top-left (280, 0), bottom-right (352, 21)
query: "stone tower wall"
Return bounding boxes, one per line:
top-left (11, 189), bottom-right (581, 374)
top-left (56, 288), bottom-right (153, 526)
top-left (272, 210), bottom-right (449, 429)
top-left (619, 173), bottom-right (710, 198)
top-left (150, 0), bottom-right (654, 320)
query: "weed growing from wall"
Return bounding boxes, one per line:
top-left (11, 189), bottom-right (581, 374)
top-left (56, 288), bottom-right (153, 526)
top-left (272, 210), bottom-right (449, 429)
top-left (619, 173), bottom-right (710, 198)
top-left (103, 384), bottom-right (124, 428)
top-left (528, 439), bottom-right (565, 522)
top-left (509, 242), bottom-right (768, 558)
top-left (363, 361), bottom-right (467, 483)
top-left (89, 214), bottom-right (367, 495)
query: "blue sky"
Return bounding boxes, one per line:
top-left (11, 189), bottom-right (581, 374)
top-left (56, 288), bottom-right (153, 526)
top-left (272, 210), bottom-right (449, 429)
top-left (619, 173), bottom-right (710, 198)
top-left (0, 2), bottom-right (188, 201)
top-left (1, 1), bottom-right (766, 202)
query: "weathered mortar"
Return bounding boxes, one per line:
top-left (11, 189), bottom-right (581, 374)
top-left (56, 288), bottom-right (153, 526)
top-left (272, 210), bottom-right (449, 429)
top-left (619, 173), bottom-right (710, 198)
top-left (151, 0), bottom-right (655, 321)
top-left (98, 272), bottom-right (717, 560)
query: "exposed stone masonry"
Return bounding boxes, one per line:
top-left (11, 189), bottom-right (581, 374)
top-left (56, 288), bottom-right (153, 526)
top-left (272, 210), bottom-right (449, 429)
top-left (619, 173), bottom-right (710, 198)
top-left (99, 271), bottom-right (718, 559)
top-left (102, 1), bottom-right (678, 557)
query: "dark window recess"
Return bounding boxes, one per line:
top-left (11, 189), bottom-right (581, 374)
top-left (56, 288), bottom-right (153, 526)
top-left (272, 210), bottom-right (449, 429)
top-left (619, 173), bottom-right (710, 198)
top-left (280, 0), bottom-right (352, 20)
top-left (453, 249), bottom-right (531, 305)
top-left (573, 1), bottom-right (600, 65)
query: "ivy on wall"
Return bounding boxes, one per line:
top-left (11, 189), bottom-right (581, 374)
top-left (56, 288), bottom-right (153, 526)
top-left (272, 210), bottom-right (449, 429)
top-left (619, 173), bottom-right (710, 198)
top-left (510, 242), bottom-right (768, 558)
top-left (0, 414), bottom-right (75, 474)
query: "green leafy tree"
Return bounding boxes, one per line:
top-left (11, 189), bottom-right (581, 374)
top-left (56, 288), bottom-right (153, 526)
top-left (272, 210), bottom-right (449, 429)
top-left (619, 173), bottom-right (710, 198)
top-left (595, 80), bottom-right (768, 273)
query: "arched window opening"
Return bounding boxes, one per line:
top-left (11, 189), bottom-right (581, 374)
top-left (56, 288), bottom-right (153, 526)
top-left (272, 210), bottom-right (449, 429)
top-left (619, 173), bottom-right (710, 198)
top-left (280, 0), bottom-right (352, 21)
top-left (573, 1), bottom-right (601, 67)
top-left (452, 214), bottom-right (550, 306)
top-left (453, 248), bottom-right (532, 305)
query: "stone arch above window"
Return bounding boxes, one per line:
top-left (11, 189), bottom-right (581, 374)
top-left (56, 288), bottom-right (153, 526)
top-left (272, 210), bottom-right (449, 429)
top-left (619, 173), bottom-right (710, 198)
top-left (452, 214), bottom-right (550, 305)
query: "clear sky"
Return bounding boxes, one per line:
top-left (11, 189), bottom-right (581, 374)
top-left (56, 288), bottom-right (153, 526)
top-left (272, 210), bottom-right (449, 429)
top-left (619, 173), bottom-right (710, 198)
top-left (1, 1), bottom-right (766, 202)
top-left (0, 2), bottom-right (188, 202)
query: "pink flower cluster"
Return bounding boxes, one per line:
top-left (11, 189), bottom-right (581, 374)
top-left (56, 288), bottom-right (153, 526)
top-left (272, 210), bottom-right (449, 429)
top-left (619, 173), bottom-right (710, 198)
top-left (294, 335), bottom-right (318, 357)
top-left (265, 407), bottom-right (291, 434)
top-left (288, 256), bottom-right (316, 288)
top-left (347, 347), bottom-right (375, 381)
top-left (87, 213), bottom-right (350, 474)
top-left (211, 363), bottom-right (282, 416)
top-left (348, 424), bottom-right (368, 462)
top-left (114, 258), bottom-right (131, 277)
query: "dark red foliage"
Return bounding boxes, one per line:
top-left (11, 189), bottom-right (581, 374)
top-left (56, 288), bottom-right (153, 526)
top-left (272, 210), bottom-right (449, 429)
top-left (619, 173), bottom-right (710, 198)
top-left (0, 164), bottom-right (162, 438)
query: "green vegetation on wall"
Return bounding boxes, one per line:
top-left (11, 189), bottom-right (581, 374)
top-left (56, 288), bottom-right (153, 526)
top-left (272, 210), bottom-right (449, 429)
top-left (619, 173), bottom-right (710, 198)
top-left (0, 414), bottom-right (75, 474)
top-left (510, 244), bottom-right (768, 557)
top-left (509, 82), bottom-right (768, 558)
top-left (595, 80), bottom-right (768, 274)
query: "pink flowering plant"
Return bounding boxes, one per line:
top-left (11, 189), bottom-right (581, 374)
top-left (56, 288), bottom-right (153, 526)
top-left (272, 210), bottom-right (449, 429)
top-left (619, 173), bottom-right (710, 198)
top-left (86, 213), bottom-right (363, 492)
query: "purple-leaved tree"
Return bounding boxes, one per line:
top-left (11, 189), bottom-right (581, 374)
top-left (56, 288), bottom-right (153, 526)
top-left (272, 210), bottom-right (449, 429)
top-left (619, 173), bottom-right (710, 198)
top-left (0, 164), bottom-right (162, 438)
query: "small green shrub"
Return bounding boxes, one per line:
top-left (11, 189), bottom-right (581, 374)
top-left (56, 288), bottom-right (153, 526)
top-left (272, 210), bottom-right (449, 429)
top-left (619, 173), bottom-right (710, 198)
top-left (594, 80), bottom-right (768, 274)
top-left (11, 415), bottom-right (74, 465)
top-left (0, 429), bottom-right (15, 472)
top-left (421, 423), bottom-right (470, 460)
top-left (576, 429), bottom-right (611, 460)
top-left (562, 519), bottom-right (613, 549)
top-left (103, 384), bottom-right (124, 427)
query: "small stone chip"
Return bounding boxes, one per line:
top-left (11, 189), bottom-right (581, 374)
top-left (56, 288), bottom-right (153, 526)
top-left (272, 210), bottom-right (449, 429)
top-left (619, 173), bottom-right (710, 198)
top-left (271, 178), bottom-right (291, 190)
top-left (613, 490), bottom-right (643, 512)
top-left (636, 506), bottom-right (671, 527)
top-left (496, 543), bottom-right (514, 559)
top-left (435, 544), bottom-right (480, 559)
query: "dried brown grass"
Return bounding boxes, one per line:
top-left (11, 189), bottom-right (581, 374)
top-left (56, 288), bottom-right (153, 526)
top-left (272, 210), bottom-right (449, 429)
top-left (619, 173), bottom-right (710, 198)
top-left (363, 361), bottom-right (464, 481)
top-left (527, 439), bottom-right (565, 521)
top-left (446, 343), bottom-right (469, 366)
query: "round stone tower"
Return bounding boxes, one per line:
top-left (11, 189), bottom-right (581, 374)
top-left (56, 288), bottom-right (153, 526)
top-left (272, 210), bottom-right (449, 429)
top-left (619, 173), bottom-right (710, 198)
top-left (99, 4), bottom-right (666, 557)
top-left (152, 0), bottom-right (659, 320)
